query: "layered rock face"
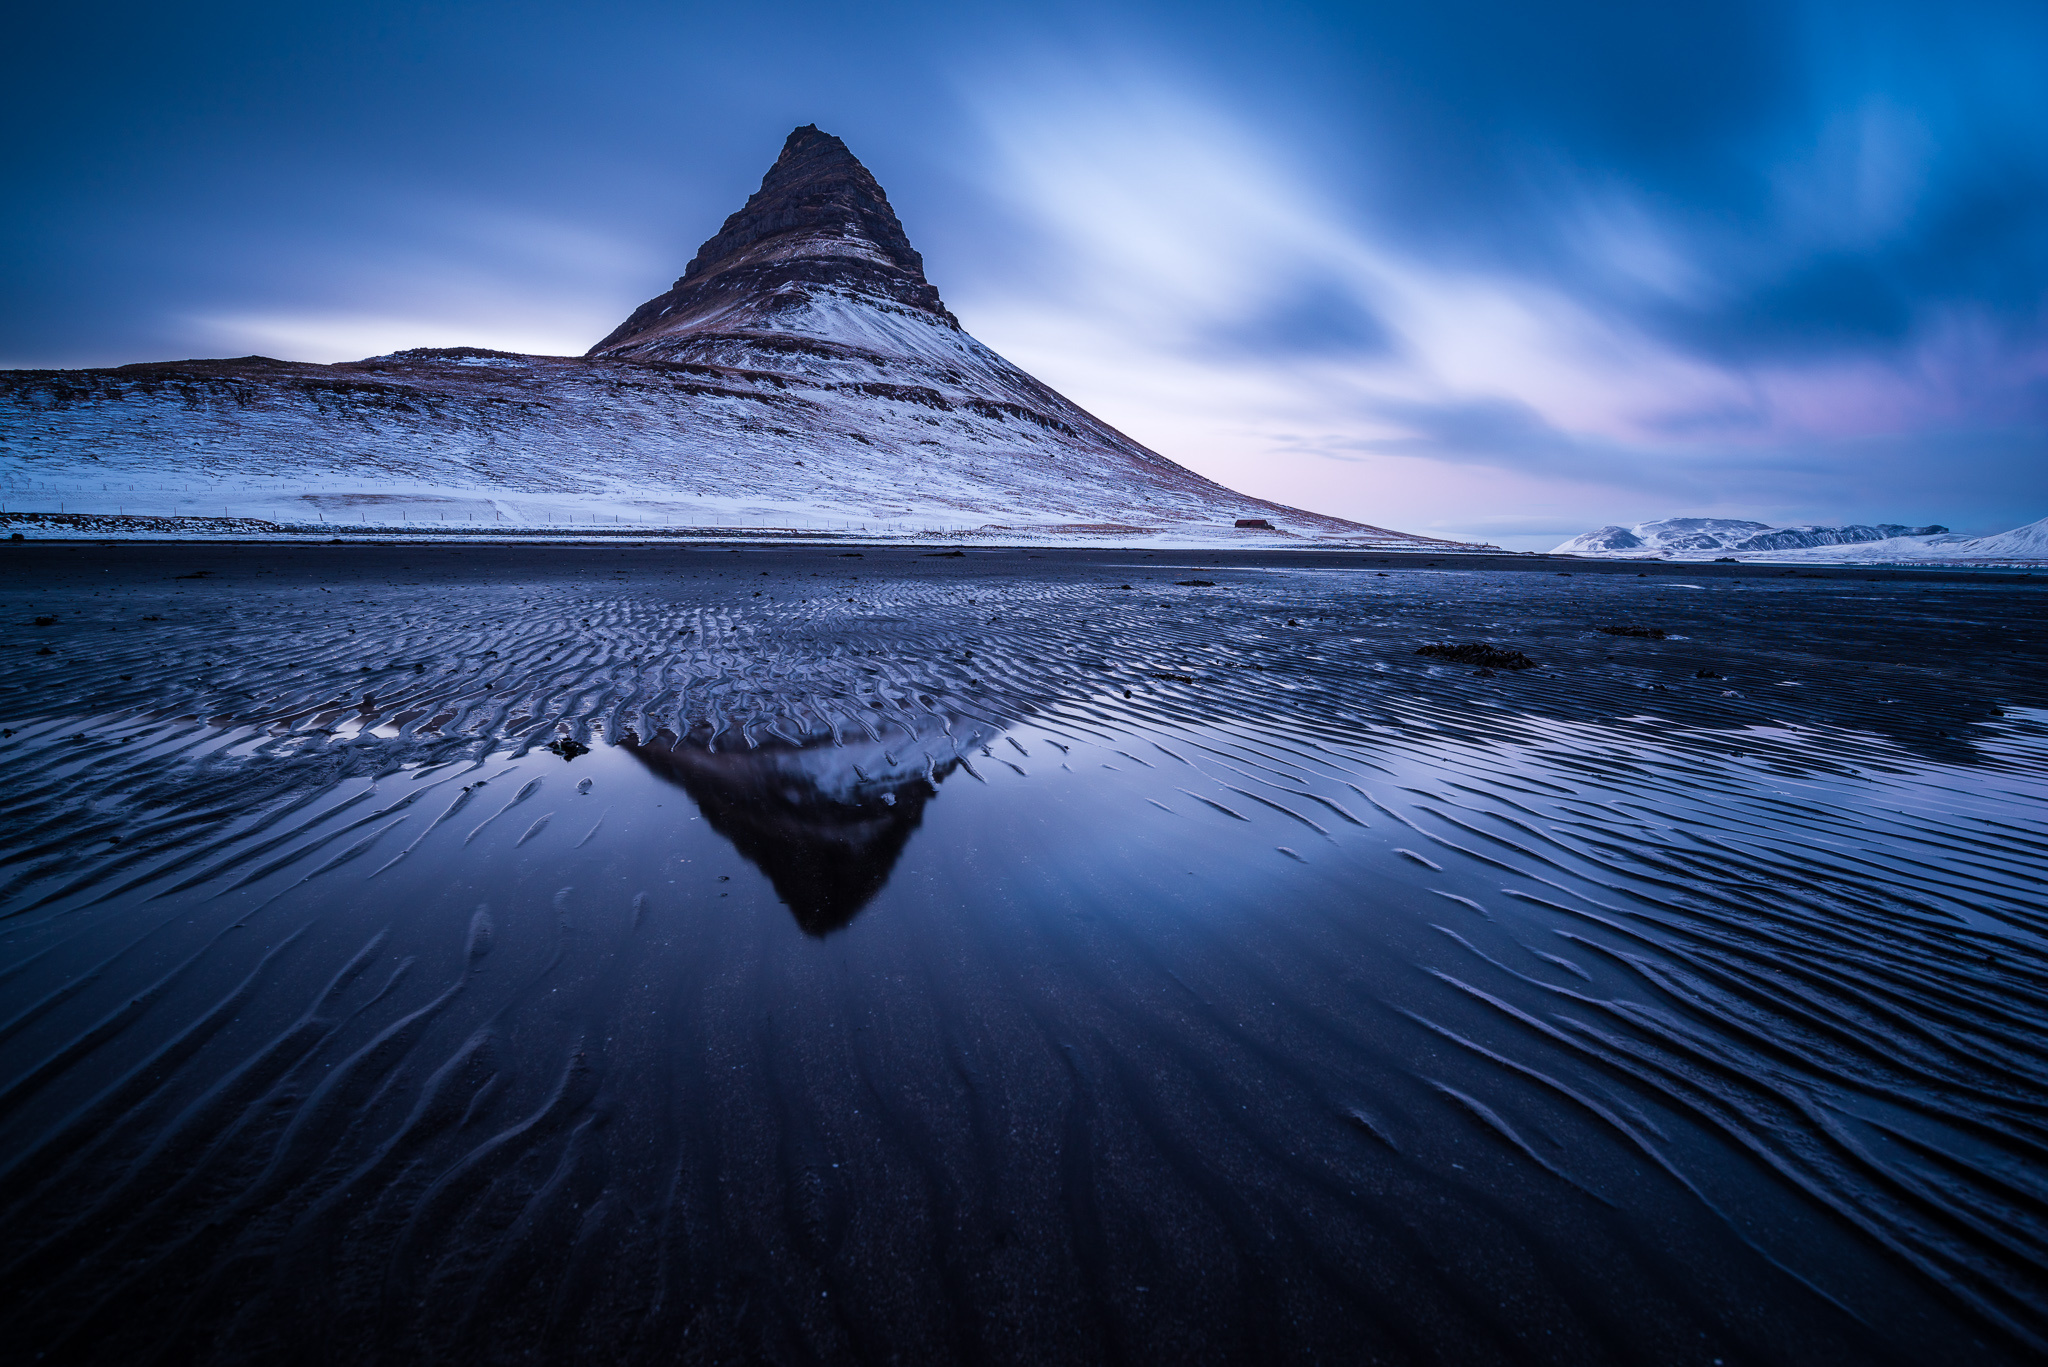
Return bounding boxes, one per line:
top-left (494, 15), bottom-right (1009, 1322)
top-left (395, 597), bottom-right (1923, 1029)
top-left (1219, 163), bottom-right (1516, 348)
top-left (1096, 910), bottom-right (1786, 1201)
top-left (593, 124), bottom-right (958, 354)
top-left (1733, 523), bottom-right (1948, 551)
top-left (0, 127), bottom-right (1462, 545)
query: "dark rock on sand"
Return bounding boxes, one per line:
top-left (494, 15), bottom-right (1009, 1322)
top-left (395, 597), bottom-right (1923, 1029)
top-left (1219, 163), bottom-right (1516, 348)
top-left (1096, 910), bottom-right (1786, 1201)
top-left (1418, 642), bottom-right (1537, 669)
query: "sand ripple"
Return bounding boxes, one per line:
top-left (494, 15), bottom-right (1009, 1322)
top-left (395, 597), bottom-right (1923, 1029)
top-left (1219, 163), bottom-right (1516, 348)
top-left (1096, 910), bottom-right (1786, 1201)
top-left (1, 545), bottom-right (2043, 1364)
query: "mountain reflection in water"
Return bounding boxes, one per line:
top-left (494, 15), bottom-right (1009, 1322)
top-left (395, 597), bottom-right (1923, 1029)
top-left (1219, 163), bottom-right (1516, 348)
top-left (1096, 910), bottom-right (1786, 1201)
top-left (624, 720), bottom-right (997, 934)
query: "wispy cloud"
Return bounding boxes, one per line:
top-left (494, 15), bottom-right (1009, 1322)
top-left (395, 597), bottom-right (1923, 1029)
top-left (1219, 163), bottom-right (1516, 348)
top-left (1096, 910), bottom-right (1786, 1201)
top-left (180, 201), bottom-right (656, 363)
top-left (945, 59), bottom-right (2047, 543)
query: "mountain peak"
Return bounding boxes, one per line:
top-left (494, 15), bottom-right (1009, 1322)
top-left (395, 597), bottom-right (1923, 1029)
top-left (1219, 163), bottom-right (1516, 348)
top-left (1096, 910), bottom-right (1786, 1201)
top-left (679, 125), bottom-right (921, 282)
top-left (590, 125), bottom-right (955, 357)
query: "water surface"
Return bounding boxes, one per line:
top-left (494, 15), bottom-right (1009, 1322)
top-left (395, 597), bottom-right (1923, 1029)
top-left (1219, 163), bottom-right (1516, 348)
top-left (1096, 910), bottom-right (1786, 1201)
top-left (2, 544), bottom-right (2044, 1365)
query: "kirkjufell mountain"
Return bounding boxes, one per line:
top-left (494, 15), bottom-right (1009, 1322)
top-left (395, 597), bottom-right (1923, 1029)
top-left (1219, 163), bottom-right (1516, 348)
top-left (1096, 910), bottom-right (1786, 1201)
top-left (0, 126), bottom-right (1464, 546)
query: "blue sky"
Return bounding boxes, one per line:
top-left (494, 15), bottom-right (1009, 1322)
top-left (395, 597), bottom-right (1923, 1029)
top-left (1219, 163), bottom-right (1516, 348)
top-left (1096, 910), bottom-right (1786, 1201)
top-left (5, 0), bottom-right (2043, 545)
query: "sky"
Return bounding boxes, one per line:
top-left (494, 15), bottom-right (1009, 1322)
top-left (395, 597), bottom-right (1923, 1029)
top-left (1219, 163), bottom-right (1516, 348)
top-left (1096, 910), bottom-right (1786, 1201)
top-left (4, 1), bottom-right (2044, 546)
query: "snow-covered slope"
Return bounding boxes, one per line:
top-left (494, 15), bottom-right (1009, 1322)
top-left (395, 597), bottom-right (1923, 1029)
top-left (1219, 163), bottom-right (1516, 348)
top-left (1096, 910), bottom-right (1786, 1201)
top-left (1629, 517), bottom-right (1773, 552)
top-left (1745, 515), bottom-right (2048, 565)
top-left (1552, 516), bottom-right (1964, 559)
top-left (1961, 515), bottom-right (2048, 559)
top-left (1552, 525), bottom-right (1649, 553)
top-left (0, 126), bottom-right (1466, 548)
top-left (1730, 522), bottom-right (1949, 551)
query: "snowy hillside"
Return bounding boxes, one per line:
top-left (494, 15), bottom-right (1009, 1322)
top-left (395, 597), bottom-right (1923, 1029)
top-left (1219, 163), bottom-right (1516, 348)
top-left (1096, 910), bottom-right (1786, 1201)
top-left (1748, 515), bottom-right (2048, 565)
top-left (1555, 518), bottom-right (1771, 553)
top-left (1959, 515), bottom-right (2048, 559)
top-left (0, 126), bottom-right (1467, 550)
top-left (1552, 513), bottom-right (2045, 565)
top-left (1553, 516), bottom-right (1952, 557)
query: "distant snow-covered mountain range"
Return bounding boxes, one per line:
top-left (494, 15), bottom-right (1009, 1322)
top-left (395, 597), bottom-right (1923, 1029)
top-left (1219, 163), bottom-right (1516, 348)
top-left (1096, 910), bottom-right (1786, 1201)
top-left (0, 126), bottom-right (1470, 549)
top-left (1555, 515), bottom-right (2048, 565)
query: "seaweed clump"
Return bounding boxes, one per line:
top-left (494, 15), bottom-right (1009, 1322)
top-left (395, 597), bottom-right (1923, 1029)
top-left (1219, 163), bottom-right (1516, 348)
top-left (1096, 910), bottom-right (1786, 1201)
top-left (545, 738), bottom-right (591, 761)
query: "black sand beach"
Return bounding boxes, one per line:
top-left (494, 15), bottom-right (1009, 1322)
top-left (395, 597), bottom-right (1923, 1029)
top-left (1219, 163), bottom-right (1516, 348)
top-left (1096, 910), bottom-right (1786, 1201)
top-left (2, 541), bottom-right (2045, 1364)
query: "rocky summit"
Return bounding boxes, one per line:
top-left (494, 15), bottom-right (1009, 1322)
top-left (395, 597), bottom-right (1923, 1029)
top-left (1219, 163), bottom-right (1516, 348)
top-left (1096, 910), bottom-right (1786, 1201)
top-left (0, 126), bottom-right (1466, 546)
top-left (592, 124), bottom-right (959, 354)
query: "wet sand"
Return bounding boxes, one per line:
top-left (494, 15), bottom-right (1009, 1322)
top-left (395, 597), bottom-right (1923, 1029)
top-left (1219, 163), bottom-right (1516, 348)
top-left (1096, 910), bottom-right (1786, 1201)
top-left (2, 542), bottom-right (2045, 1365)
